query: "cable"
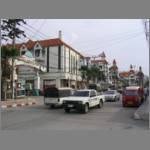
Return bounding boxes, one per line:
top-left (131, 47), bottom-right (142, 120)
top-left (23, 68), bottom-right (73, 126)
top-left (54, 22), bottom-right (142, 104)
top-left (77, 32), bottom-right (144, 52)
top-left (71, 28), bottom-right (144, 45)
top-left (20, 24), bottom-right (46, 40)
top-left (30, 20), bottom-right (47, 39)
top-left (25, 22), bottom-right (50, 39)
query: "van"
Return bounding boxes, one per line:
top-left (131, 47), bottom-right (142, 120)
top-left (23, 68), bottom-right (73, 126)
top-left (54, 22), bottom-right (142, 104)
top-left (44, 87), bottom-right (74, 108)
top-left (122, 86), bottom-right (144, 107)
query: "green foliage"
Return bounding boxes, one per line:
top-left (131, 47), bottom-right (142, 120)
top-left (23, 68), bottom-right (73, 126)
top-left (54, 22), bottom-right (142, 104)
top-left (1, 46), bottom-right (19, 59)
top-left (80, 65), bottom-right (106, 82)
top-left (1, 19), bottom-right (26, 41)
top-left (1, 46), bottom-right (19, 79)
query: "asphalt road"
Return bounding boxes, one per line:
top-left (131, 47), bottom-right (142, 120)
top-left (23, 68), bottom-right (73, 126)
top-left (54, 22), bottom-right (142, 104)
top-left (1, 99), bottom-right (148, 130)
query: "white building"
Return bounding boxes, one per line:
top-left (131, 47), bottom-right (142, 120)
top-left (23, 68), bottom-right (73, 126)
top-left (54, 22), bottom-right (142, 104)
top-left (90, 52), bottom-right (109, 83)
top-left (15, 33), bottom-right (84, 92)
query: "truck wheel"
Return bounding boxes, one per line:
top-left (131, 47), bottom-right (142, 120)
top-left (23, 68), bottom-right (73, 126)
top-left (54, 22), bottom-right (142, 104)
top-left (65, 108), bottom-right (70, 113)
top-left (50, 105), bottom-right (55, 109)
top-left (98, 100), bottom-right (103, 108)
top-left (83, 104), bottom-right (89, 113)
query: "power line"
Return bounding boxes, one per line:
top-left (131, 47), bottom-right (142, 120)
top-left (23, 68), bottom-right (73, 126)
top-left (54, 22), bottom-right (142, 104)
top-left (30, 19), bottom-right (47, 39)
top-left (25, 22), bottom-right (50, 39)
top-left (20, 24), bottom-right (45, 40)
top-left (77, 32), bottom-right (144, 52)
top-left (71, 28), bottom-right (144, 45)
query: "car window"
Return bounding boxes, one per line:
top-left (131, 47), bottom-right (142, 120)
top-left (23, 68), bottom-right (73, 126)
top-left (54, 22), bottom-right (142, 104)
top-left (73, 91), bottom-right (89, 97)
top-left (90, 90), bottom-right (96, 97)
top-left (124, 90), bottom-right (138, 96)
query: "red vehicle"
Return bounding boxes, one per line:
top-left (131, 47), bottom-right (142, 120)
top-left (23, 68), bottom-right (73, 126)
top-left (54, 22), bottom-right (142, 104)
top-left (122, 86), bottom-right (144, 107)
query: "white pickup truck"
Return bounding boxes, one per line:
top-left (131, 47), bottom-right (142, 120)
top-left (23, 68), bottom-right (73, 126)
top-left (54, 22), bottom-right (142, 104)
top-left (63, 89), bottom-right (105, 113)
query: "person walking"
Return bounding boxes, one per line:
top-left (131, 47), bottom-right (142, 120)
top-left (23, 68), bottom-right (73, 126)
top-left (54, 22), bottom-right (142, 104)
top-left (144, 87), bottom-right (149, 101)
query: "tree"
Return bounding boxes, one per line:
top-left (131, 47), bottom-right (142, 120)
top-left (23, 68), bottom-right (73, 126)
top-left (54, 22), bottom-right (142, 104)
top-left (1, 19), bottom-right (26, 99)
top-left (1, 46), bottom-right (19, 100)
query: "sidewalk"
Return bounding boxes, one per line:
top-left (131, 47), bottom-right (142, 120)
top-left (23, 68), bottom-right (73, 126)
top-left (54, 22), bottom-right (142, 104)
top-left (0, 96), bottom-right (43, 109)
top-left (134, 97), bottom-right (149, 121)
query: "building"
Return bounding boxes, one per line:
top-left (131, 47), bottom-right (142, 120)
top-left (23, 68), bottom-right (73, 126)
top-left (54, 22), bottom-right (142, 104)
top-left (109, 59), bottom-right (119, 88)
top-left (119, 65), bottom-right (144, 87)
top-left (90, 52), bottom-right (109, 83)
top-left (13, 32), bottom-right (84, 92)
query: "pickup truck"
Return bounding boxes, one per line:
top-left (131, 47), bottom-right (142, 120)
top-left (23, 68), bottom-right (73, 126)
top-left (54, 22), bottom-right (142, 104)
top-left (63, 89), bottom-right (105, 113)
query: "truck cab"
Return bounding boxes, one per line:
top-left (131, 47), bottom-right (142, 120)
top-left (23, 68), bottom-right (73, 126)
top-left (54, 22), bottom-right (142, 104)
top-left (122, 86), bottom-right (144, 107)
top-left (63, 89), bottom-right (105, 113)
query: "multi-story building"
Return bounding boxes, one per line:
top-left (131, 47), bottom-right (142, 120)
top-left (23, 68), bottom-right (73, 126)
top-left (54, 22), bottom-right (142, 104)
top-left (109, 59), bottom-right (119, 88)
top-left (90, 52), bottom-right (109, 83)
top-left (14, 32), bottom-right (84, 93)
top-left (119, 65), bottom-right (144, 87)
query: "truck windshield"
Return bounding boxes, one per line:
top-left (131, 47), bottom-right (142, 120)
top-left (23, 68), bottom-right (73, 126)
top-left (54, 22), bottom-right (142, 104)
top-left (124, 90), bottom-right (138, 96)
top-left (73, 91), bottom-right (89, 97)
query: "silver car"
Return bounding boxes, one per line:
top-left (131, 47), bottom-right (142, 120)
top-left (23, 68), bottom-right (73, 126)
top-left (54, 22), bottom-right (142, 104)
top-left (103, 90), bottom-right (120, 101)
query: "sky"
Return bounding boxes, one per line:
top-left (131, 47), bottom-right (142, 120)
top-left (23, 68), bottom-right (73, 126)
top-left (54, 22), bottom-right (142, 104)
top-left (4, 19), bottom-right (149, 76)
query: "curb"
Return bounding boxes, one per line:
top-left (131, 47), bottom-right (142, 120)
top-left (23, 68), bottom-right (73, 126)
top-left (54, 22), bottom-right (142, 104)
top-left (1, 101), bottom-right (37, 109)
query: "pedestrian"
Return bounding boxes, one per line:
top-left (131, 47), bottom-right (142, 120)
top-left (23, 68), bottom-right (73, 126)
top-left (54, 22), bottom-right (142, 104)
top-left (144, 87), bottom-right (149, 101)
top-left (147, 87), bottom-right (149, 96)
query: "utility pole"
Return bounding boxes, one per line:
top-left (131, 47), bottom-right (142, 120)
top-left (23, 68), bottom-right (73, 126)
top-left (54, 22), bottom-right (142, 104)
top-left (12, 21), bottom-right (16, 99)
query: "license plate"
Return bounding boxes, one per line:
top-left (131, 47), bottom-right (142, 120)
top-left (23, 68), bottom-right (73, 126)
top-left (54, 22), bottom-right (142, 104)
top-left (68, 104), bottom-right (73, 108)
top-left (128, 101), bottom-right (133, 105)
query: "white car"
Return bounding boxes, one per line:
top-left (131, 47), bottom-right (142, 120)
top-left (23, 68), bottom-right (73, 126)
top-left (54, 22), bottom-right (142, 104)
top-left (103, 90), bottom-right (120, 102)
top-left (63, 89), bottom-right (105, 113)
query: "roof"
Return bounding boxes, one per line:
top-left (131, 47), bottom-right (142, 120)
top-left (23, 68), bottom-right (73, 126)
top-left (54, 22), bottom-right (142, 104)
top-left (91, 59), bottom-right (108, 64)
top-left (77, 89), bottom-right (94, 92)
top-left (126, 86), bottom-right (141, 90)
top-left (109, 65), bottom-right (118, 70)
top-left (98, 51), bottom-right (106, 57)
top-left (6, 38), bottom-right (84, 57)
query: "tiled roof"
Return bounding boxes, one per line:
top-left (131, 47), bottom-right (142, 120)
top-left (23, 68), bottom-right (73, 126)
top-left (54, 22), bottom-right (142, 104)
top-left (91, 59), bottom-right (108, 64)
top-left (6, 38), bottom-right (84, 57)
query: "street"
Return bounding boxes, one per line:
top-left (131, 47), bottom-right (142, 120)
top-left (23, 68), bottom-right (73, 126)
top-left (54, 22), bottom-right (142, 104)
top-left (1, 97), bottom-right (148, 130)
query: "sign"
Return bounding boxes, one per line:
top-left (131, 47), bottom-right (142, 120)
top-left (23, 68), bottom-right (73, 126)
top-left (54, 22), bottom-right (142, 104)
top-left (44, 80), bottom-right (56, 85)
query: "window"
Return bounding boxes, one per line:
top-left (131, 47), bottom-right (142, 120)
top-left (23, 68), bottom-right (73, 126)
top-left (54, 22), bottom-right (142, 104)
top-left (35, 49), bottom-right (41, 57)
top-left (90, 91), bottom-right (96, 97)
top-left (42, 49), bottom-right (45, 57)
top-left (21, 51), bottom-right (26, 55)
top-left (73, 91), bottom-right (89, 97)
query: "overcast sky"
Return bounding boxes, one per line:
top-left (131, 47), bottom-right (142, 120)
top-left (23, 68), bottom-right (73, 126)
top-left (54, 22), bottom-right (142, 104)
top-left (14, 19), bottom-right (149, 76)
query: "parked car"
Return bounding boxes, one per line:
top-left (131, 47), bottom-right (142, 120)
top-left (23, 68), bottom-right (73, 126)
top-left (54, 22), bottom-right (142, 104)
top-left (44, 87), bottom-right (74, 108)
top-left (103, 90), bottom-right (120, 101)
top-left (63, 89), bottom-right (105, 113)
top-left (122, 86), bottom-right (144, 107)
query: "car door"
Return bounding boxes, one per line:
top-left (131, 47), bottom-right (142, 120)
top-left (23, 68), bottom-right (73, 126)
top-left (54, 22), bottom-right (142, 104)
top-left (90, 90), bottom-right (97, 107)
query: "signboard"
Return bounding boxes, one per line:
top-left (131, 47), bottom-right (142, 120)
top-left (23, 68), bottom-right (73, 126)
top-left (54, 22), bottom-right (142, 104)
top-left (18, 66), bottom-right (36, 75)
top-left (44, 80), bottom-right (56, 85)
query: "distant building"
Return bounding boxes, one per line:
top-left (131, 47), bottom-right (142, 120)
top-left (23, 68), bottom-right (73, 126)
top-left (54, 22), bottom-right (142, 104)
top-left (90, 51), bottom-right (109, 83)
top-left (109, 59), bottom-right (119, 88)
top-left (119, 65), bottom-right (144, 87)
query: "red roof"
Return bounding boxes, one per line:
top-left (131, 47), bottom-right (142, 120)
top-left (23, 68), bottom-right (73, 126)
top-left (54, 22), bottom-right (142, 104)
top-left (6, 38), bottom-right (84, 57)
top-left (91, 59), bottom-right (108, 64)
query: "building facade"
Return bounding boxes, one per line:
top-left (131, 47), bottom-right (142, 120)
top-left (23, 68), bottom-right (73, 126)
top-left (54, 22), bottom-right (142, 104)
top-left (90, 52), bottom-right (109, 83)
top-left (15, 36), bottom-right (84, 92)
top-left (109, 59), bottom-right (119, 88)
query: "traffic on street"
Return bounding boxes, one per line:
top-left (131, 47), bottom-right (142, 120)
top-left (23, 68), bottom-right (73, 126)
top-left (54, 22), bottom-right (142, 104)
top-left (1, 94), bottom-right (148, 130)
